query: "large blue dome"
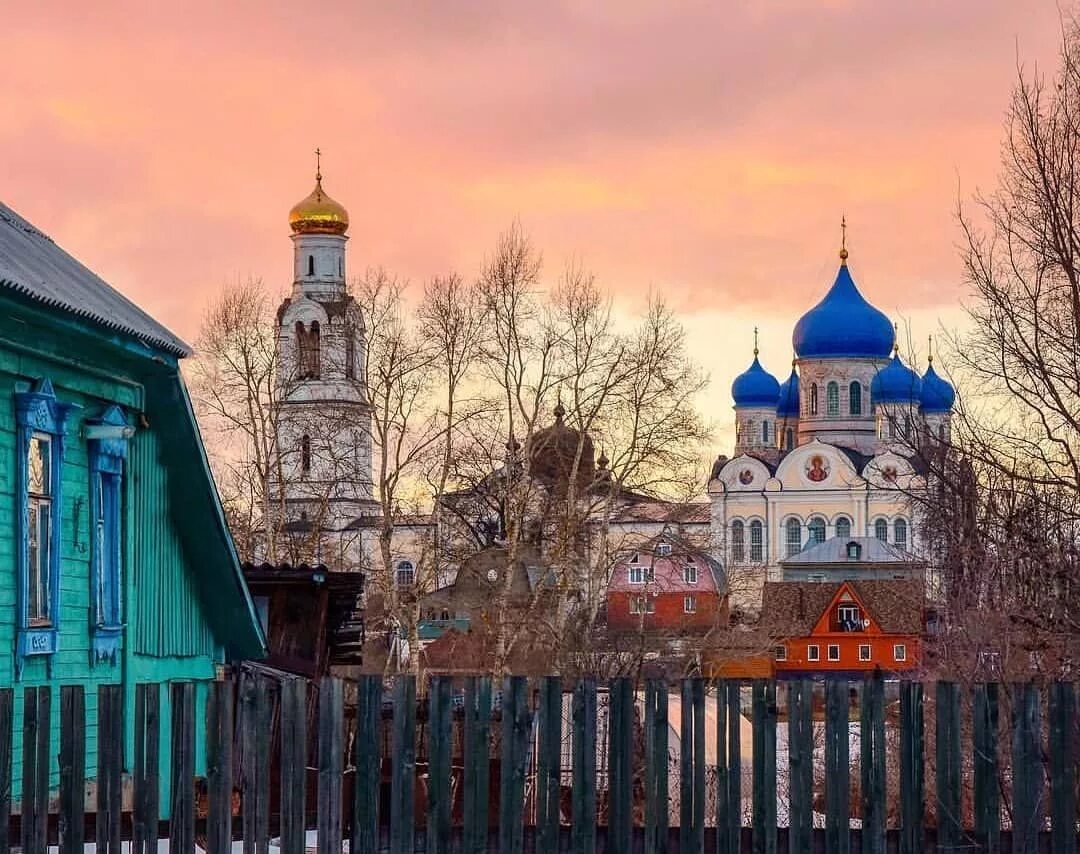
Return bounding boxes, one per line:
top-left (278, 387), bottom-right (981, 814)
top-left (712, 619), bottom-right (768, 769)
top-left (920, 362), bottom-right (955, 413)
top-left (793, 263), bottom-right (895, 359)
top-left (871, 354), bottom-right (923, 404)
top-left (732, 355), bottom-right (780, 408)
top-left (776, 365), bottom-right (800, 417)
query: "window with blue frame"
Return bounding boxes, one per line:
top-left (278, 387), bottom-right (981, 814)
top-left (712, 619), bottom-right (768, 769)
top-left (14, 378), bottom-right (76, 676)
top-left (86, 405), bottom-right (132, 664)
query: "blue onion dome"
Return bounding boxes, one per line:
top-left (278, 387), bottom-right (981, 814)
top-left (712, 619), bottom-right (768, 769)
top-left (871, 352), bottom-right (923, 404)
top-left (732, 354), bottom-right (781, 408)
top-left (792, 259), bottom-right (895, 359)
top-left (776, 362), bottom-right (800, 418)
top-left (920, 358), bottom-right (955, 413)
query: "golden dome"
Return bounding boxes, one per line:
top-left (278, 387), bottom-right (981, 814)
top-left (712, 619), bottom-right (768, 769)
top-left (289, 172), bottom-right (349, 236)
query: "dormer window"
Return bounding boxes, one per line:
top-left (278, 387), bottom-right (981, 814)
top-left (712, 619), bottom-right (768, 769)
top-left (846, 541), bottom-right (862, 560)
top-left (656, 542), bottom-right (672, 557)
top-left (837, 604), bottom-right (862, 632)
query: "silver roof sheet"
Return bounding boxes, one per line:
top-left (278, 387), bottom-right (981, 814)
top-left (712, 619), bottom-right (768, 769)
top-left (781, 535), bottom-right (916, 565)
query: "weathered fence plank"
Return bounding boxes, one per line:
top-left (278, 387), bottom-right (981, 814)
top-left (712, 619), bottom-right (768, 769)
top-left (788, 679), bottom-right (813, 854)
top-left (352, 675), bottom-right (382, 854)
top-left (899, 681), bottom-right (924, 854)
top-left (0, 688), bottom-right (11, 854)
top-left (280, 678), bottom-right (308, 854)
top-left (537, 676), bottom-right (562, 854)
top-left (58, 685), bottom-right (85, 854)
top-left (972, 682), bottom-right (999, 854)
top-left (498, 676), bottom-right (530, 854)
top-left (726, 680), bottom-right (743, 854)
top-left (824, 679), bottom-right (850, 854)
top-left (389, 675), bottom-right (416, 854)
top-left (610, 676), bottom-right (633, 854)
top-left (97, 684), bottom-right (123, 854)
top-left (133, 683), bottom-right (160, 854)
top-left (1049, 681), bottom-right (1076, 854)
top-left (317, 677), bottom-right (344, 854)
top-left (21, 686), bottom-right (49, 854)
top-left (462, 676), bottom-right (490, 854)
top-left (426, 676), bottom-right (452, 854)
top-left (935, 682), bottom-right (962, 853)
top-left (1011, 682), bottom-right (1042, 854)
top-left (572, 677), bottom-right (598, 854)
top-left (169, 682), bottom-right (196, 854)
top-left (751, 679), bottom-right (777, 854)
top-left (207, 679), bottom-right (235, 854)
top-left (644, 680), bottom-right (668, 854)
top-left (860, 675), bottom-right (885, 854)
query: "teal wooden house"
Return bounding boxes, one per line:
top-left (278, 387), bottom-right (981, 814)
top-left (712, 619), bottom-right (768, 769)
top-left (0, 202), bottom-right (265, 787)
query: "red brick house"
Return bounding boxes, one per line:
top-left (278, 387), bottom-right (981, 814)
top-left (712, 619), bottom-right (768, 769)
top-left (606, 534), bottom-right (727, 633)
top-left (762, 580), bottom-right (922, 677)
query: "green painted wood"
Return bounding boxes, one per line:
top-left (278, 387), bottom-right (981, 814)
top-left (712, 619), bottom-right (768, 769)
top-left (97, 685), bottom-right (123, 854)
top-left (426, 676), bottom-right (451, 854)
top-left (571, 677), bottom-right (597, 854)
top-left (1011, 683), bottom-right (1041, 854)
top-left (317, 678), bottom-right (344, 854)
top-left (824, 679), bottom-right (850, 854)
top-left (498, 676), bottom-right (530, 854)
top-left (280, 678), bottom-right (308, 854)
top-left (680, 680), bottom-right (693, 853)
top-left (859, 675), bottom-right (885, 854)
top-left (58, 686), bottom-right (85, 854)
top-left (726, 680), bottom-right (743, 854)
top-left (610, 677), bottom-right (633, 854)
top-left (351, 675), bottom-right (382, 854)
top-left (537, 676), bottom-right (562, 854)
top-left (207, 680), bottom-right (235, 854)
top-left (133, 683), bottom-right (160, 854)
top-left (463, 677), bottom-right (490, 854)
top-left (899, 681), bottom-right (924, 854)
top-left (21, 686), bottom-right (49, 854)
top-left (972, 683), bottom-right (999, 854)
top-left (934, 682), bottom-right (961, 853)
top-left (644, 680), bottom-right (668, 854)
top-left (1048, 681), bottom-right (1075, 854)
top-left (169, 682), bottom-right (196, 854)
top-left (0, 688), bottom-right (12, 854)
top-left (788, 680), bottom-right (812, 854)
top-left (389, 676), bottom-right (415, 854)
top-left (751, 679), bottom-right (776, 854)
top-left (716, 681), bottom-right (730, 854)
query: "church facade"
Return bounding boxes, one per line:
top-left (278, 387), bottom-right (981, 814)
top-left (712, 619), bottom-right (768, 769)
top-left (707, 239), bottom-right (954, 612)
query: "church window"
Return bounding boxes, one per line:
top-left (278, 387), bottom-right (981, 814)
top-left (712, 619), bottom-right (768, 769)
top-left (874, 518), bottom-right (888, 542)
top-left (300, 435), bottom-right (311, 474)
top-left (826, 382), bottom-right (839, 416)
top-left (345, 331), bottom-right (356, 380)
top-left (295, 321), bottom-right (322, 379)
top-left (761, 420), bottom-right (770, 445)
top-left (785, 518), bottom-right (802, 556)
top-left (731, 521), bottom-right (745, 563)
top-left (749, 520), bottom-right (763, 562)
top-left (808, 516), bottom-right (826, 545)
top-left (308, 255), bottom-right (315, 276)
top-left (395, 560), bottom-right (415, 587)
top-left (849, 382), bottom-right (862, 415)
top-left (809, 384), bottom-right (819, 415)
top-left (835, 517), bottom-right (851, 540)
top-left (338, 257), bottom-right (343, 276)
top-left (938, 423), bottom-right (946, 441)
top-left (894, 518), bottom-right (908, 549)
top-left (785, 427), bottom-right (794, 450)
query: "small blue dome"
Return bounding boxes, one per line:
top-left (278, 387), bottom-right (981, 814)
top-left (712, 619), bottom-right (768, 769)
top-left (732, 355), bottom-right (780, 408)
top-left (920, 362), bottom-right (955, 413)
top-left (871, 354), bottom-right (923, 404)
top-left (776, 366), bottom-right (800, 418)
top-left (793, 263), bottom-right (895, 359)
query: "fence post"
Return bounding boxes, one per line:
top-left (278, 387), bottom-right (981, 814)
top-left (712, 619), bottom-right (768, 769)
top-left (169, 682), bottom-right (196, 854)
top-left (59, 685), bottom-right (86, 854)
top-left (462, 676), bottom-right (491, 854)
top-left (0, 688), bottom-right (11, 854)
top-left (317, 677), bottom-right (344, 854)
top-left (352, 675), bottom-right (382, 854)
top-left (279, 678), bottom-right (308, 854)
top-left (899, 681), bottom-right (924, 854)
top-left (860, 675), bottom-right (885, 854)
top-left (644, 680), bottom-right (668, 854)
top-left (1049, 681), bottom-right (1076, 854)
top-left (571, 677), bottom-right (597, 854)
top-left (973, 683), bottom-right (999, 854)
top-left (389, 675), bottom-right (416, 854)
top-left (788, 679), bottom-right (813, 854)
top-left (824, 679), bottom-right (850, 854)
top-left (426, 675), bottom-right (452, 854)
top-left (751, 679), bottom-right (777, 854)
top-left (133, 684), bottom-right (160, 854)
top-left (207, 679), bottom-right (235, 854)
top-left (1011, 683), bottom-right (1042, 854)
top-left (537, 676), bottom-right (563, 854)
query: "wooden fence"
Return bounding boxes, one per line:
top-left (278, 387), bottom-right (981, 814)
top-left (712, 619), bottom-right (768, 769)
top-left (0, 675), bottom-right (1076, 853)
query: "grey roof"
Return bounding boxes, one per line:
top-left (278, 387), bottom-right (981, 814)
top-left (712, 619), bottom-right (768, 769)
top-left (781, 536), bottom-right (919, 566)
top-left (0, 203), bottom-right (190, 357)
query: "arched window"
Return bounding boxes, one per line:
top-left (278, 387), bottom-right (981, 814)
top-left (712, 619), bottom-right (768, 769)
top-left (835, 517), bottom-right (851, 540)
top-left (300, 435), bottom-right (311, 474)
top-left (826, 382), bottom-right (839, 416)
top-left (731, 521), bottom-right (745, 563)
top-left (310, 321), bottom-right (321, 377)
top-left (809, 384), bottom-right (819, 415)
top-left (785, 518), bottom-right (802, 557)
top-left (808, 516), bottom-right (826, 545)
top-left (894, 518), bottom-right (908, 549)
top-left (850, 382), bottom-right (862, 415)
top-left (874, 518), bottom-right (888, 542)
top-left (307, 255), bottom-right (315, 276)
top-left (295, 321), bottom-right (322, 380)
top-left (785, 427), bottom-right (794, 450)
top-left (749, 520), bottom-right (764, 562)
top-left (395, 560), bottom-right (415, 587)
top-left (761, 420), bottom-right (771, 445)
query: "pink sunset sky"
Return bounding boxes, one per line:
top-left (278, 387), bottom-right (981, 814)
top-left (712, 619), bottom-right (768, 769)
top-left (0, 1), bottom-right (1064, 441)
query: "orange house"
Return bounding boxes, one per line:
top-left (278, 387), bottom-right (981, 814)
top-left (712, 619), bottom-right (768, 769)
top-left (761, 580), bottom-right (923, 677)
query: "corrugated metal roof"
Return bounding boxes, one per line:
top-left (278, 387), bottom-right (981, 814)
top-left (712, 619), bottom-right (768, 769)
top-left (0, 203), bottom-right (190, 357)
top-left (780, 536), bottom-right (917, 565)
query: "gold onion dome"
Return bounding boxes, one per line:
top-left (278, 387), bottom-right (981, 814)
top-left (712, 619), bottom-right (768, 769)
top-left (289, 171), bottom-right (349, 236)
